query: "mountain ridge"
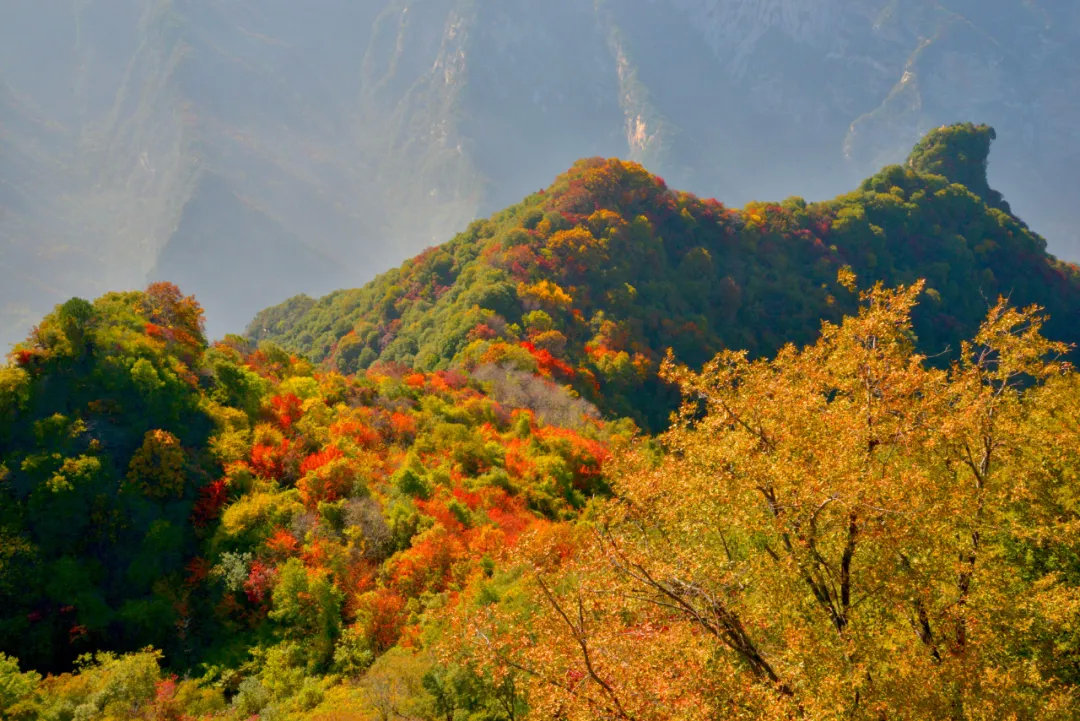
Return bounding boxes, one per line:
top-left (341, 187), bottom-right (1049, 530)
top-left (248, 124), bottom-right (1080, 429)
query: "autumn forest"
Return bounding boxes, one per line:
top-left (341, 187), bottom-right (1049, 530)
top-left (2, 124), bottom-right (1079, 720)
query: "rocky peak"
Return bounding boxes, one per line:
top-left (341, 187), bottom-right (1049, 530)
top-left (907, 123), bottom-right (1009, 212)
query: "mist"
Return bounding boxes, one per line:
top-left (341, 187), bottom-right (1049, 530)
top-left (2, 0), bottom-right (1077, 351)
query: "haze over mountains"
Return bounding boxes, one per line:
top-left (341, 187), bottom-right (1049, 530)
top-left (3, 0), bottom-right (1079, 349)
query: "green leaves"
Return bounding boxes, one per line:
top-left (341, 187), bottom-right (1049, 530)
top-left (270, 560), bottom-right (344, 669)
top-left (0, 653), bottom-right (40, 720)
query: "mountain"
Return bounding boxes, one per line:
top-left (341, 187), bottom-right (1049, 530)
top-left (248, 124), bottom-right (1080, 430)
top-left (3, 0), bottom-right (1080, 350)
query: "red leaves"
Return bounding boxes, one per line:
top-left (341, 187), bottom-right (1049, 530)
top-left (251, 439), bottom-right (289, 480)
top-left (520, 341), bottom-right (576, 378)
top-left (329, 419), bottom-right (382, 448)
top-left (177, 317), bottom-right (622, 672)
top-left (298, 457), bottom-right (355, 507)
top-left (500, 243), bottom-right (542, 281)
top-left (154, 674), bottom-right (178, 705)
top-left (504, 436), bottom-right (535, 479)
top-left (483, 491), bottom-right (532, 544)
top-left (185, 557), bottom-right (211, 587)
top-left (468, 323), bottom-right (499, 341)
top-left (192, 479), bottom-right (229, 527)
top-left (270, 393), bottom-right (304, 429)
top-left (266, 528), bottom-right (300, 557)
top-left (355, 589), bottom-right (407, 653)
top-left (388, 525), bottom-right (466, 598)
top-left (244, 561), bottom-right (277, 604)
top-left (12, 348), bottom-right (37, 369)
top-left (417, 496), bottom-right (468, 536)
top-left (299, 446), bottom-right (344, 476)
top-left (452, 485), bottom-right (481, 510)
top-left (428, 369), bottom-right (469, 394)
top-left (537, 425), bottom-right (610, 488)
top-left (140, 282), bottom-right (205, 364)
top-left (389, 411), bottom-right (417, 440)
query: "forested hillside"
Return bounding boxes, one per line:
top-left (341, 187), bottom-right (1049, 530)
top-left (1, 282), bottom-right (626, 718)
top-left (1, 124), bottom-right (1078, 720)
top-left (250, 124), bottom-right (1080, 428)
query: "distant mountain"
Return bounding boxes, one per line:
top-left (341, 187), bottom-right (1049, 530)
top-left (3, 0), bottom-right (1079, 348)
top-left (248, 124), bottom-right (1080, 430)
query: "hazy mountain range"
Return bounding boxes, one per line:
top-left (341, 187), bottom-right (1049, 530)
top-left (2, 0), bottom-right (1078, 348)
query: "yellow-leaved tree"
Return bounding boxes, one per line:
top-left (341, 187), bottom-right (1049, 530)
top-left (126, 429), bottom-right (187, 500)
top-left (450, 279), bottom-right (1080, 720)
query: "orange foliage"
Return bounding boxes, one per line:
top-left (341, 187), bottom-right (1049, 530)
top-left (140, 281), bottom-right (205, 361)
top-left (537, 425), bottom-right (610, 486)
top-left (432, 369), bottom-right (468, 391)
top-left (520, 341), bottom-right (576, 378)
top-left (388, 411), bottom-right (417, 439)
top-left (483, 491), bottom-right (533, 545)
top-left (270, 393), bottom-right (304, 429)
top-left (417, 496), bottom-right (466, 536)
top-left (355, 589), bottom-right (407, 653)
top-left (389, 525), bottom-right (467, 598)
top-left (504, 440), bottom-right (535, 479)
top-left (298, 456), bottom-right (355, 507)
top-left (452, 485), bottom-right (481, 510)
top-left (266, 528), bottom-right (301, 557)
top-left (250, 439), bottom-right (289, 480)
top-left (467, 323), bottom-right (499, 341)
top-left (329, 419), bottom-right (382, 448)
top-left (299, 446), bottom-right (344, 476)
top-left (302, 538), bottom-right (334, 568)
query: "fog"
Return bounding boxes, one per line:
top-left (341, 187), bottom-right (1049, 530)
top-left (2, 0), bottom-right (1078, 351)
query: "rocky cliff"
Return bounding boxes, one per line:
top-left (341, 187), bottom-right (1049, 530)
top-left (2, 0), bottom-right (1077, 347)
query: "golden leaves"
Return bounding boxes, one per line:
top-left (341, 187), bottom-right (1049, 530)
top-left (125, 429), bottom-right (186, 500)
top-left (453, 282), bottom-right (1080, 720)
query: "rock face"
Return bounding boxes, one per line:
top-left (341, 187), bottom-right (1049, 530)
top-left (2, 0), bottom-right (1078, 347)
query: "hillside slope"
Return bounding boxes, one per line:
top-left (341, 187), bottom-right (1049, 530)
top-left (0, 281), bottom-right (619, 678)
top-left (249, 124), bottom-right (1080, 429)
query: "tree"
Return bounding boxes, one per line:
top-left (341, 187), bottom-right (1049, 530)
top-left (460, 280), bottom-right (1079, 720)
top-left (126, 430), bottom-right (187, 500)
top-left (270, 559), bottom-right (345, 670)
